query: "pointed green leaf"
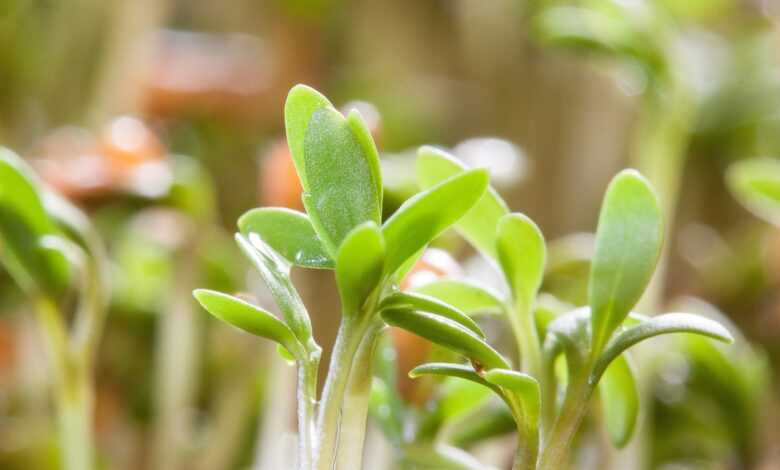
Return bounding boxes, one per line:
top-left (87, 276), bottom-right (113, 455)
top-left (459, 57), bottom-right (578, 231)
top-left (484, 368), bottom-right (541, 429)
top-left (0, 148), bottom-right (70, 296)
top-left (382, 309), bottom-right (510, 369)
top-left (336, 222), bottom-right (385, 315)
top-left (302, 107), bottom-right (382, 253)
top-left (380, 291), bottom-right (484, 337)
top-left (589, 170), bottom-right (663, 354)
top-left (238, 208), bottom-right (333, 269)
top-left (598, 354), bottom-right (638, 448)
top-left (416, 146), bottom-right (509, 259)
top-left (593, 312), bottom-right (733, 380)
top-left (236, 233), bottom-right (318, 354)
top-left (347, 109), bottom-right (383, 211)
top-left (383, 169), bottom-right (489, 275)
top-left (414, 279), bottom-right (505, 316)
top-left (194, 289), bottom-right (302, 359)
top-left (727, 158), bottom-right (780, 227)
top-left (496, 213), bottom-right (546, 312)
top-left (284, 84), bottom-right (334, 189)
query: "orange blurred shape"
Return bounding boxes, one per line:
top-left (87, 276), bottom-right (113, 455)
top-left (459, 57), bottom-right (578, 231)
top-left (140, 30), bottom-right (272, 121)
top-left (393, 248), bottom-right (462, 404)
top-left (0, 322), bottom-right (16, 375)
top-left (31, 117), bottom-right (170, 201)
top-left (259, 139), bottom-right (303, 209)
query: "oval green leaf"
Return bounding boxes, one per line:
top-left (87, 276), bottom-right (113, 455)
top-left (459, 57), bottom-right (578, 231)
top-left (284, 84), bottom-right (334, 189)
top-left (416, 146), bottom-right (509, 259)
top-left (302, 107), bottom-right (382, 254)
top-left (496, 213), bottom-right (546, 312)
top-left (382, 308), bottom-right (510, 370)
top-left (414, 279), bottom-right (505, 316)
top-left (598, 354), bottom-right (638, 448)
top-left (380, 291), bottom-right (484, 337)
top-left (194, 289), bottom-right (302, 359)
top-left (238, 207), bottom-right (333, 269)
top-left (382, 169), bottom-right (489, 275)
top-left (589, 169), bottom-right (663, 354)
top-left (727, 158), bottom-right (780, 227)
top-left (336, 222), bottom-right (385, 315)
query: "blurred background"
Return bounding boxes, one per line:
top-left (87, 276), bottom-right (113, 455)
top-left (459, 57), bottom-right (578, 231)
top-left (1, 0), bottom-right (780, 469)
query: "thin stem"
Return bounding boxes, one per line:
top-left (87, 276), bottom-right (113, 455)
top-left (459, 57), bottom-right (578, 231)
top-left (35, 297), bottom-right (95, 470)
top-left (538, 373), bottom-right (594, 470)
top-left (508, 301), bottom-right (543, 379)
top-left (335, 326), bottom-right (381, 469)
top-left (297, 357), bottom-right (320, 470)
top-left (507, 398), bottom-right (539, 470)
top-left (314, 317), bottom-right (369, 470)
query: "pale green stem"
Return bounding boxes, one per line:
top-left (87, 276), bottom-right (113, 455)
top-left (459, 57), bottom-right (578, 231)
top-left (298, 358), bottom-right (320, 470)
top-left (507, 397), bottom-right (539, 470)
top-left (334, 326), bottom-right (381, 469)
top-left (507, 301), bottom-right (543, 378)
top-left (314, 317), bottom-right (370, 470)
top-left (538, 372), bottom-right (594, 470)
top-left (36, 297), bottom-right (95, 470)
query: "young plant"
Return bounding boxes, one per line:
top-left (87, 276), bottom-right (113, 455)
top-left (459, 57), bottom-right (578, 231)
top-left (193, 84), bottom-right (491, 470)
top-left (0, 148), bottom-right (107, 470)
top-left (387, 148), bottom-right (734, 469)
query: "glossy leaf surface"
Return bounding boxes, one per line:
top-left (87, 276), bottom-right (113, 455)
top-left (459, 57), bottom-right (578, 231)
top-left (589, 170), bottom-right (663, 354)
top-left (484, 368), bottom-right (541, 429)
top-left (382, 309), bottom-right (509, 369)
top-left (380, 291), bottom-right (484, 337)
top-left (416, 146), bottom-right (508, 259)
top-left (194, 289), bottom-right (302, 358)
top-left (383, 169), bottom-right (489, 275)
top-left (336, 222), bottom-right (385, 315)
top-left (238, 208), bottom-right (333, 269)
top-left (284, 84), bottom-right (334, 189)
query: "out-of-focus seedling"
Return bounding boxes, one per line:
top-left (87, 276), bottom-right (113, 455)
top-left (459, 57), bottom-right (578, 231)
top-left (0, 148), bottom-right (107, 470)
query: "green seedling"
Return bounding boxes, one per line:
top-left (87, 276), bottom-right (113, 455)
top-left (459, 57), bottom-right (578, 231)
top-left (194, 84), bottom-right (490, 470)
top-left (0, 148), bottom-right (107, 470)
top-left (399, 148), bottom-right (733, 469)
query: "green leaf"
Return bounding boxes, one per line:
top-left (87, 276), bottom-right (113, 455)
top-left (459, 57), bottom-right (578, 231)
top-left (347, 109), bottom-right (383, 212)
top-left (484, 368), bottom-right (541, 429)
top-left (410, 362), bottom-right (500, 393)
top-left (193, 289), bottom-right (302, 359)
top-left (383, 169), bottom-right (489, 275)
top-left (383, 309), bottom-right (510, 369)
top-left (302, 107), bottom-right (382, 253)
top-left (0, 148), bottom-right (70, 296)
top-left (336, 222), bottom-right (385, 315)
top-left (414, 279), bottom-right (505, 316)
top-left (236, 233), bottom-right (318, 354)
top-left (380, 291), bottom-right (484, 337)
top-left (496, 213), bottom-right (546, 312)
top-left (598, 354), bottom-right (638, 448)
top-left (238, 208), bottom-right (333, 269)
top-left (727, 158), bottom-right (780, 227)
top-left (589, 169), bottom-right (663, 354)
top-left (593, 313), bottom-right (733, 380)
top-left (284, 84), bottom-right (334, 190)
top-left (416, 146), bottom-right (509, 259)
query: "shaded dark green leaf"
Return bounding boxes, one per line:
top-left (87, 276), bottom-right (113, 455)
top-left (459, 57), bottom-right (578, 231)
top-left (380, 291), bottom-right (484, 337)
top-left (598, 354), bottom-right (638, 448)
